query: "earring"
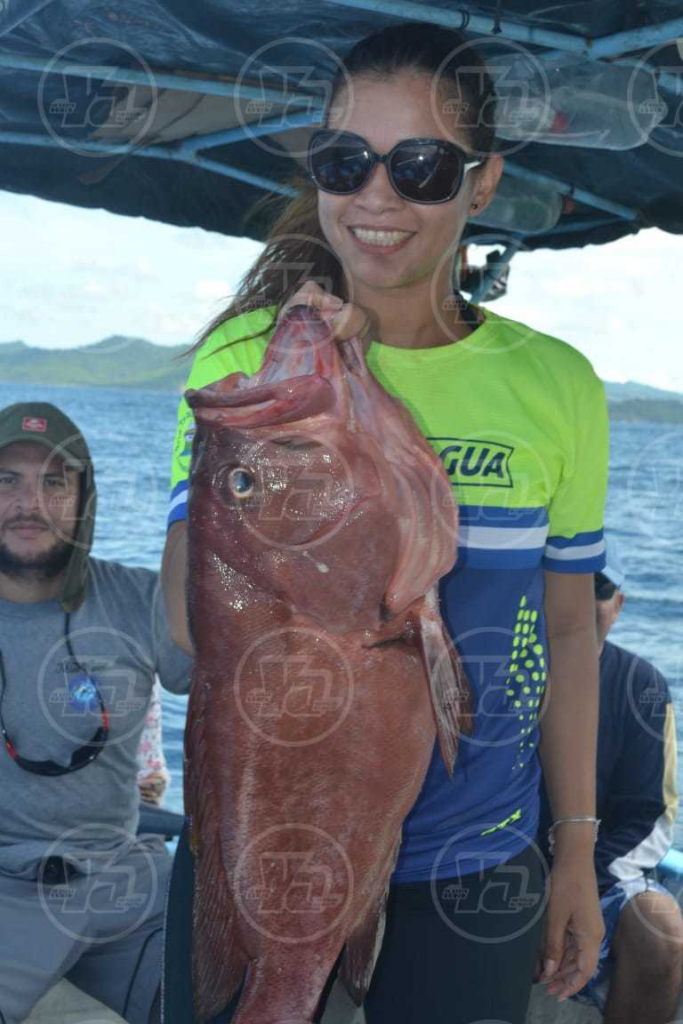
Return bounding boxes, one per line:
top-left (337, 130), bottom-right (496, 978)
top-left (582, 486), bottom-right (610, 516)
top-left (470, 201), bottom-right (480, 211)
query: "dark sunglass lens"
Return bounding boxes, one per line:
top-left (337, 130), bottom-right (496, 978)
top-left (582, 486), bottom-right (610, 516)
top-left (390, 142), bottom-right (463, 202)
top-left (594, 580), bottom-right (617, 601)
top-left (72, 726), bottom-right (107, 768)
top-left (309, 135), bottom-right (371, 194)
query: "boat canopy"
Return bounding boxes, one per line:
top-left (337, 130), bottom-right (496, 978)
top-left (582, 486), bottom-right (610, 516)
top-left (1, 0), bottom-right (683, 263)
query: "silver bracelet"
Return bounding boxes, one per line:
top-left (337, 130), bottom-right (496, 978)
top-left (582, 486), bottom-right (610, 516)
top-left (548, 816), bottom-right (600, 856)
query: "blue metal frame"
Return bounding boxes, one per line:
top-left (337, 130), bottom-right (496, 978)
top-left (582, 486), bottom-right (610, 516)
top-left (502, 162), bottom-right (640, 222)
top-left (324, 0), bottom-right (683, 58)
top-left (621, 62), bottom-right (683, 98)
top-left (0, 52), bottom-right (324, 107)
top-left (0, 126), bottom-right (641, 222)
top-left (592, 17), bottom-right (683, 58)
top-left (0, 130), bottom-right (298, 196)
top-left (0, 0), bottom-right (57, 40)
top-left (178, 110), bottom-right (323, 155)
top-left (324, 0), bottom-right (589, 51)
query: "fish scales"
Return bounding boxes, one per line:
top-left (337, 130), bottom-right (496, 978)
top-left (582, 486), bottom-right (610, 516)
top-left (184, 305), bottom-right (471, 1023)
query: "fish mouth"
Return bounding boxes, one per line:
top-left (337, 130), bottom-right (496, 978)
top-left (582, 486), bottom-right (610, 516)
top-left (187, 374), bottom-right (336, 429)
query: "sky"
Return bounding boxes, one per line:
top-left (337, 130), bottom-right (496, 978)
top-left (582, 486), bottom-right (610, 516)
top-left (0, 189), bottom-right (681, 393)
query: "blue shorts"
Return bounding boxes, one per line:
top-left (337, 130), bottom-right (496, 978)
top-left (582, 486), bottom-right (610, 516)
top-left (573, 876), bottom-right (672, 1011)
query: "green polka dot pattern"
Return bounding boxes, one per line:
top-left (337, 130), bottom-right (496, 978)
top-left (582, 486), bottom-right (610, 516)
top-left (505, 595), bottom-right (546, 771)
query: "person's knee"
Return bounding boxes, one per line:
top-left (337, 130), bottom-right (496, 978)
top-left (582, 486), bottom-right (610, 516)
top-left (612, 890), bottom-right (683, 978)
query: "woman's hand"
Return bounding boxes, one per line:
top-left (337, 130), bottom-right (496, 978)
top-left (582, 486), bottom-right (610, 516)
top-left (538, 856), bottom-right (605, 1001)
top-left (279, 281), bottom-right (372, 343)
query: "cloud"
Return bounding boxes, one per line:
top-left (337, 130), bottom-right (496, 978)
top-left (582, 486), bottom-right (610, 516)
top-left (156, 312), bottom-right (206, 340)
top-left (194, 279), bottom-right (233, 302)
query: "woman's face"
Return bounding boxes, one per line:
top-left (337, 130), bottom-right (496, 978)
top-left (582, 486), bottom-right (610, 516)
top-left (317, 71), bottom-right (501, 299)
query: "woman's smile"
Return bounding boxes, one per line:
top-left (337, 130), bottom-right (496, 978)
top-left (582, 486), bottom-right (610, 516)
top-left (347, 224), bottom-right (416, 253)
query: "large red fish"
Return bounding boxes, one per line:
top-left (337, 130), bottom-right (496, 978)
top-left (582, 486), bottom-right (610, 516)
top-left (185, 305), bottom-right (471, 1023)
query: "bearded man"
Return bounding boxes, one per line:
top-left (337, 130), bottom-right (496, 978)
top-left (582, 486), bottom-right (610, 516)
top-left (0, 402), bottom-right (192, 1024)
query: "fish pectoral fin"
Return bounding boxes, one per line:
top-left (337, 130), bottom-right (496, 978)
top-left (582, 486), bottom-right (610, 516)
top-left (414, 589), bottom-right (474, 777)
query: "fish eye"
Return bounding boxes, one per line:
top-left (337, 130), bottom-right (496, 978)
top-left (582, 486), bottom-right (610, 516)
top-left (227, 467), bottom-right (254, 499)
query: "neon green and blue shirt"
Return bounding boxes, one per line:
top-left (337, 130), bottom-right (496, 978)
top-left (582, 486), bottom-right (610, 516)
top-left (169, 304), bottom-right (609, 882)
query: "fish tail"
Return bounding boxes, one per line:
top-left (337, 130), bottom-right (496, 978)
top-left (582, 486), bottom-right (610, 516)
top-left (231, 959), bottom-right (318, 1024)
top-left (340, 837), bottom-right (400, 1004)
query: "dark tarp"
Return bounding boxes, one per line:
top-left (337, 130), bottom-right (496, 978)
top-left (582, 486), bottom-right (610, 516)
top-left (1, 0), bottom-right (683, 250)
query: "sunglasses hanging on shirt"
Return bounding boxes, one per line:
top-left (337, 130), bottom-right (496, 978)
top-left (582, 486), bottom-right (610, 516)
top-left (0, 613), bottom-right (109, 776)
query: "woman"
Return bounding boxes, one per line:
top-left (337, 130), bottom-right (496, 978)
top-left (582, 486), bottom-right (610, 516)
top-left (163, 22), bottom-right (608, 1024)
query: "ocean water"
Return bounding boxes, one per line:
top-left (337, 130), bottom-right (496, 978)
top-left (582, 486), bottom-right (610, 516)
top-left (2, 380), bottom-right (683, 843)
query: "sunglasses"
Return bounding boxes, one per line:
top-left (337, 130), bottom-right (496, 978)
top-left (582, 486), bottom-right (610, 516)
top-left (594, 574), bottom-right (618, 602)
top-left (0, 649), bottom-right (109, 776)
top-left (307, 129), bottom-right (484, 205)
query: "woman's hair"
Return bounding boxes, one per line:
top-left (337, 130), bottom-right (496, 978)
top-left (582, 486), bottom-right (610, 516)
top-left (193, 21), bottom-right (497, 351)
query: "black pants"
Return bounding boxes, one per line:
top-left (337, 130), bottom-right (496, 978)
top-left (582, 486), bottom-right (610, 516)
top-left (163, 827), bottom-right (544, 1024)
top-left (365, 842), bottom-right (546, 1024)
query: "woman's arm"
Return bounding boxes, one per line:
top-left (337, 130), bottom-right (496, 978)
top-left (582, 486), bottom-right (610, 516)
top-left (161, 520), bottom-right (194, 655)
top-left (540, 570), bottom-right (599, 837)
top-left (537, 569), bottom-right (605, 1000)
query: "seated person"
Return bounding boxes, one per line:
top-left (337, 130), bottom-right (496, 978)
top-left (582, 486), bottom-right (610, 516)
top-left (0, 402), bottom-right (192, 1024)
top-left (540, 535), bottom-right (683, 1022)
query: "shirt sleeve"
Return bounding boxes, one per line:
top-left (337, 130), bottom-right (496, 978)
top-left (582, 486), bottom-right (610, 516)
top-left (595, 665), bottom-right (678, 892)
top-left (167, 309), bottom-right (275, 529)
top-left (543, 366), bottom-right (609, 574)
top-left (168, 394), bottom-right (195, 529)
top-left (152, 574), bottom-right (194, 694)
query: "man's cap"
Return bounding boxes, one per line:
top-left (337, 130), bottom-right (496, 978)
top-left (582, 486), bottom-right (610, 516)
top-left (600, 534), bottom-right (626, 589)
top-left (0, 402), bottom-right (96, 612)
top-left (0, 402), bottom-right (89, 467)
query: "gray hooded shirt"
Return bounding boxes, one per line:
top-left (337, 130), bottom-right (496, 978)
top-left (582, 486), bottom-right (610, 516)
top-left (0, 558), bottom-right (193, 877)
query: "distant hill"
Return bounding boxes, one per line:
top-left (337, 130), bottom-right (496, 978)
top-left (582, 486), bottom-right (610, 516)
top-left (603, 380), bottom-right (683, 406)
top-left (0, 337), bottom-right (682, 423)
top-left (0, 337), bottom-right (190, 392)
top-left (608, 398), bottom-right (683, 424)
